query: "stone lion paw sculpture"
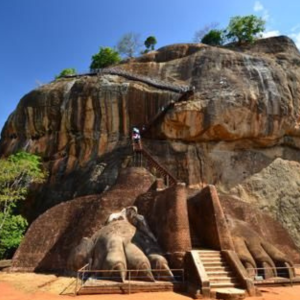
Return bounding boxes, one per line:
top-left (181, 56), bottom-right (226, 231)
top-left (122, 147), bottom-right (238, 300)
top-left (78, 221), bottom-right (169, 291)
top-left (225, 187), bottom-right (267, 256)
top-left (227, 218), bottom-right (295, 279)
top-left (187, 185), bottom-right (296, 281)
top-left (68, 206), bottom-right (173, 282)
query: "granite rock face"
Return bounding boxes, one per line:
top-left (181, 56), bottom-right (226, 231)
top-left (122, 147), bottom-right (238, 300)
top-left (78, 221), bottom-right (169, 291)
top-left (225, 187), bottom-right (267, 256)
top-left (1, 36), bottom-right (300, 249)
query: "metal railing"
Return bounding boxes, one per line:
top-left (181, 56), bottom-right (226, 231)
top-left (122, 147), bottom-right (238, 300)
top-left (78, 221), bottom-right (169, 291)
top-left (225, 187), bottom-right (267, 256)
top-left (62, 67), bottom-right (193, 93)
top-left (75, 265), bottom-right (185, 295)
top-left (245, 265), bottom-right (299, 286)
top-left (132, 148), bottom-right (177, 187)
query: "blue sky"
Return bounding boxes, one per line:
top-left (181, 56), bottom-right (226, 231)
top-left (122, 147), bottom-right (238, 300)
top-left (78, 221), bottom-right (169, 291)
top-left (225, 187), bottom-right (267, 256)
top-left (1, 0), bottom-right (300, 132)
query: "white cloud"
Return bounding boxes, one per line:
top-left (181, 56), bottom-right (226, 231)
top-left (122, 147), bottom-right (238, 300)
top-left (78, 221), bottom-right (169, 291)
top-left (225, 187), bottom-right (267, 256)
top-left (291, 24), bottom-right (300, 33)
top-left (289, 32), bottom-right (300, 50)
top-left (254, 1), bottom-right (264, 11)
top-left (262, 30), bottom-right (280, 38)
top-left (262, 10), bottom-right (270, 21)
top-left (253, 1), bottom-right (270, 21)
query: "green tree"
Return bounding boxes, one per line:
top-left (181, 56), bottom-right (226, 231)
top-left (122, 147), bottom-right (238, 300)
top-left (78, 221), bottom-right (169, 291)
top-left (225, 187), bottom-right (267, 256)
top-left (55, 68), bottom-right (77, 79)
top-left (144, 36), bottom-right (157, 51)
top-left (116, 32), bottom-right (142, 58)
top-left (201, 29), bottom-right (224, 46)
top-left (0, 152), bottom-right (47, 258)
top-left (226, 15), bottom-right (265, 44)
top-left (194, 22), bottom-right (219, 43)
top-left (90, 47), bottom-right (121, 71)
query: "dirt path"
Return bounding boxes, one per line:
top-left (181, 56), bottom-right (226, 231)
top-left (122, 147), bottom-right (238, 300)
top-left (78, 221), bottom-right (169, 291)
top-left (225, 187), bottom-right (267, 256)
top-left (1, 272), bottom-right (300, 300)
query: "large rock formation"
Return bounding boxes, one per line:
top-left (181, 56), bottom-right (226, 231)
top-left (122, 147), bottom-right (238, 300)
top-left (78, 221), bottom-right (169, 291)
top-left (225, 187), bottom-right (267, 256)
top-left (1, 36), bottom-right (300, 251)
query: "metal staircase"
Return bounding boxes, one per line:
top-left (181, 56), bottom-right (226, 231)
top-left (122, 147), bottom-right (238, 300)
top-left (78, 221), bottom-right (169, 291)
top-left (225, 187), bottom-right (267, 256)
top-left (133, 148), bottom-right (177, 187)
top-left (140, 88), bottom-right (194, 135)
top-left (129, 81), bottom-right (193, 187)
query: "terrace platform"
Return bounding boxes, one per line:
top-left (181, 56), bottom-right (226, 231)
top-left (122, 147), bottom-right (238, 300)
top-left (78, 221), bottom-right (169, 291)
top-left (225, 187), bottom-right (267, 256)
top-left (77, 278), bottom-right (186, 295)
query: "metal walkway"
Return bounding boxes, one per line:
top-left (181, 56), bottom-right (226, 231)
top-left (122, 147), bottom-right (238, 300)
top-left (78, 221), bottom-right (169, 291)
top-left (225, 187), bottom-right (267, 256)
top-left (63, 67), bottom-right (194, 93)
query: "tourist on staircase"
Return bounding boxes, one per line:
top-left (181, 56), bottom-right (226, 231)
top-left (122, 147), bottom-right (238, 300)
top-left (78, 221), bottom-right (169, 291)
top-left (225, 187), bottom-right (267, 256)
top-left (132, 127), bottom-right (142, 166)
top-left (132, 127), bottom-right (142, 151)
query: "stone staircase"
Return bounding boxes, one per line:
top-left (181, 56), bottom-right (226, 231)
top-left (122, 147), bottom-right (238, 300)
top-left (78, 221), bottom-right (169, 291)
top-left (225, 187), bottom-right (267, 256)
top-left (189, 249), bottom-right (247, 299)
top-left (199, 250), bottom-right (240, 290)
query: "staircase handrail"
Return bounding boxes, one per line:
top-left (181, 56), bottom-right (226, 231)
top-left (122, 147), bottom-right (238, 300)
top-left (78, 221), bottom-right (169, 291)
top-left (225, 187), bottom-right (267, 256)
top-left (62, 67), bottom-right (193, 93)
top-left (140, 148), bottom-right (177, 186)
top-left (222, 250), bottom-right (256, 296)
top-left (141, 101), bottom-right (175, 134)
top-left (141, 88), bottom-right (195, 134)
top-left (190, 250), bottom-right (210, 297)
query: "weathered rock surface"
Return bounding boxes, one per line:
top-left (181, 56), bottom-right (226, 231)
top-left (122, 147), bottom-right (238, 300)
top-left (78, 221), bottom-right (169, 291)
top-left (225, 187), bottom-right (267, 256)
top-left (1, 36), bottom-right (300, 250)
top-left (11, 168), bottom-right (155, 272)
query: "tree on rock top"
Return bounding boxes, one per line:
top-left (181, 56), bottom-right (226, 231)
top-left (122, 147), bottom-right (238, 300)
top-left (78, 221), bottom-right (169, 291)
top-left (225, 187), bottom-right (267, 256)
top-left (194, 22), bottom-right (219, 43)
top-left (90, 47), bottom-right (121, 71)
top-left (116, 32), bottom-right (142, 58)
top-left (226, 15), bottom-right (265, 44)
top-left (201, 29), bottom-right (224, 46)
top-left (144, 36), bottom-right (157, 51)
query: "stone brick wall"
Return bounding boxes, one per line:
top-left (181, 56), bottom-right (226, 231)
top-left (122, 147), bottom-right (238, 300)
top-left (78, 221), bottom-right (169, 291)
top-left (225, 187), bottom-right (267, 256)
top-left (188, 185), bottom-right (234, 250)
top-left (135, 182), bottom-right (192, 268)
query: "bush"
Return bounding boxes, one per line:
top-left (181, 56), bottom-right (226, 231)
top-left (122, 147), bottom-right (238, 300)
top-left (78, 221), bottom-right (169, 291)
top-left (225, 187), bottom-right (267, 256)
top-left (55, 68), bottom-right (77, 79)
top-left (90, 47), bottom-right (121, 71)
top-left (201, 29), bottom-right (224, 46)
top-left (144, 36), bottom-right (157, 51)
top-left (0, 212), bottom-right (27, 258)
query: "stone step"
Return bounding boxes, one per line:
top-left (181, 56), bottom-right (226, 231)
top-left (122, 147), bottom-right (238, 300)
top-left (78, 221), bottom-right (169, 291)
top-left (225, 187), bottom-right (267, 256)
top-left (212, 288), bottom-right (246, 300)
top-left (210, 281), bottom-right (238, 288)
top-left (194, 250), bottom-right (243, 292)
top-left (198, 250), bottom-right (221, 253)
top-left (205, 266), bottom-right (231, 272)
top-left (208, 276), bottom-right (239, 283)
top-left (198, 250), bottom-right (222, 254)
top-left (200, 256), bottom-right (224, 262)
top-left (207, 270), bottom-right (234, 277)
top-left (199, 253), bottom-right (222, 258)
top-left (202, 261), bottom-right (229, 267)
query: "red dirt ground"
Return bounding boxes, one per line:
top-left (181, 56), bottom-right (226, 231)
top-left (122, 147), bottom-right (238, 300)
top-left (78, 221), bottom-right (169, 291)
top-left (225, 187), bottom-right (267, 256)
top-left (1, 272), bottom-right (300, 300)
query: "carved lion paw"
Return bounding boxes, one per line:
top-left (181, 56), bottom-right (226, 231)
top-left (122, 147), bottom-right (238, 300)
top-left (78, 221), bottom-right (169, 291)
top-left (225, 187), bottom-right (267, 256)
top-left (228, 218), bottom-right (294, 279)
top-left (92, 220), bottom-right (173, 282)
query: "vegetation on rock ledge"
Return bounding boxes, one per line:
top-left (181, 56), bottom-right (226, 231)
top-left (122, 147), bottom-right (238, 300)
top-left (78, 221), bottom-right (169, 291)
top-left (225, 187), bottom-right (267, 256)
top-left (197, 14), bottom-right (266, 46)
top-left (90, 47), bottom-right (121, 70)
top-left (55, 68), bottom-right (77, 79)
